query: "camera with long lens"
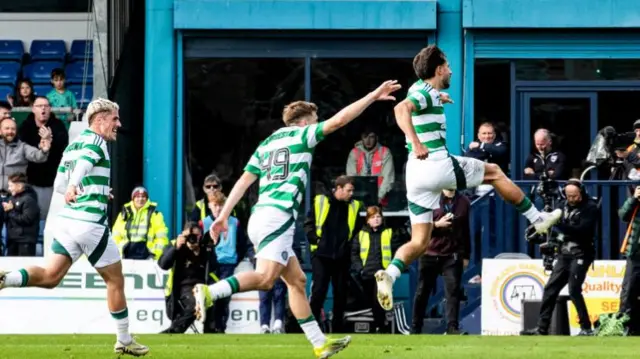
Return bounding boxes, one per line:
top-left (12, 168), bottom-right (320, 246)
top-left (185, 223), bottom-right (209, 246)
top-left (525, 173), bottom-right (563, 272)
top-left (585, 126), bottom-right (635, 180)
top-left (536, 172), bottom-right (561, 211)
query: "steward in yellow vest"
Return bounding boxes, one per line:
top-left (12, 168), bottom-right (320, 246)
top-left (350, 205), bottom-right (404, 333)
top-left (303, 175), bottom-right (362, 332)
top-left (157, 221), bottom-right (219, 334)
top-left (112, 186), bottom-right (169, 260)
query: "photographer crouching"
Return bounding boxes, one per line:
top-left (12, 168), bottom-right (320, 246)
top-left (158, 221), bottom-right (218, 333)
top-left (522, 179), bottom-right (597, 336)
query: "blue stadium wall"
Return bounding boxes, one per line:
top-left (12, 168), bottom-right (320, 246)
top-left (145, 0), bottom-right (640, 237)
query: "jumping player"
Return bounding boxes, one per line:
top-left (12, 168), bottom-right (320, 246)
top-left (193, 80), bottom-right (400, 359)
top-left (0, 98), bottom-right (149, 356)
top-left (373, 46), bottom-right (562, 311)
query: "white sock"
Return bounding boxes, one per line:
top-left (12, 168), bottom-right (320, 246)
top-left (111, 308), bottom-right (132, 344)
top-left (523, 207), bottom-right (542, 223)
top-left (385, 264), bottom-right (402, 282)
top-left (273, 319), bottom-right (283, 330)
top-left (207, 277), bottom-right (237, 300)
top-left (298, 316), bottom-right (326, 347)
top-left (3, 269), bottom-right (28, 287)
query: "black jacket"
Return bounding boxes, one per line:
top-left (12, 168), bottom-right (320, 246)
top-left (524, 151), bottom-right (567, 180)
top-left (18, 114), bottom-right (69, 187)
top-left (555, 197), bottom-right (598, 258)
top-left (158, 235), bottom-right (218, 320)
top-left (5, 186), bottom-right (40, 244)
top-left (465, 140), bottom-right (509, 174)
top-left (351, 224), bottom-right (405, 279)
top-left (304, 195), bottom-right (363, 260)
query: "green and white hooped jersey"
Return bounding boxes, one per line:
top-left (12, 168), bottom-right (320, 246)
top-left (56, 129), bottom-right (111, 224)
top-left (405, 79), bottom-right (447, 155)
top-left (244, 123), bottom-right (326, 219)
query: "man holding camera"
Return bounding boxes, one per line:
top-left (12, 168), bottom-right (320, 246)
top-left (522, 179), bottom-right (597, 336)
top-left (158, 221), bottom-right (218, 333)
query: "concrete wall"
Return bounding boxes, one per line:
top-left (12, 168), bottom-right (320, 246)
top-left (0, 13), bottom-right (91, 51)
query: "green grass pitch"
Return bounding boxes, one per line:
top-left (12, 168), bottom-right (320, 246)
top-left (1, 334), bottom-right (639, 359)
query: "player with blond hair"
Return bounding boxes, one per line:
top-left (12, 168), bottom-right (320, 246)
top-left (0, 98), bottom-right (149, 356)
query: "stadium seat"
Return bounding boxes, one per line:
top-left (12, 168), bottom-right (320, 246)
top-left (0, 85), bottom-right (13, 100)
top-left (30, 40), bottom-right (66, 62)
top-left (70, 40), bottom-right (93, 62)
top-left (0, 62), bottom-right (20, 85)
top-left (0, 40), bottom-right (24, 62)
top-left (23, 61), bottom-right (64, 84)
top-left (65, 61), bottom-right (93, 85)
top-left (68, 84), bottom-right (93, 109)
top-left (33, 84), bottom-right (53, 96)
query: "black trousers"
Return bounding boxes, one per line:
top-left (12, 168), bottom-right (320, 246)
top-left (538, 254), bottom-right (592, 331)
top-left (619, 257), bottom-right (640, 333)
top-left (361, 277), bottom-right (389, 332)
top-left (412, 255), bottom-right (463, 332)
top-left (162, 285), bottom-right (197, 334)
top-left (7, 242), bottom-right (36, 257)
top-left (310, 255), bottom-right (350, 333)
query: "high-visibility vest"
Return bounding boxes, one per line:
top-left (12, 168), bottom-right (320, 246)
top-left (353, 146), bottom-right (387, 188)
top-left (358, 228), bottom-right (393, 268)
top-left (311, 194), bottom-right (361, 252)
top-left (195, 198), bottom-right (237, 220)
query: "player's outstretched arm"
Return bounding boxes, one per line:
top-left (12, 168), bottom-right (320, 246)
top-left (322, 80), bottom-right (401, 136)
top-left (395, 99), bottom-right (428, 159)
top-left (218, 171), bottom-right (258, 220)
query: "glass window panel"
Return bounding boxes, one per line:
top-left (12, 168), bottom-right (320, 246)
top-left (474, 60), bottom-right (511, 174)
top-left (184, 58), bottom-right (305, 222)
top-left (310, 58), bottom-right (415, 212)
top-left (528, 98), bottom-right (591, 179)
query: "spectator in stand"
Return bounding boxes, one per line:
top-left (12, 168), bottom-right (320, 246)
top-left (201, 191), bottom-right (251, 333)
top-left (0, 118), bottom-right (51, 192)
top-left (112, 186), bottom-right (170, 260)
top-left (7, 79), bottom-right (36, 108)
top-left (412, 189), bottom-right (471, 335)
top-left (46, 68), bottom-right (77, 122)
top-left (18, 96), bottom-right (69, 219)
top-left (3, 173), bottom-right (40, 256)
top-left (191, 174), bottom-right (236, 222)
top-left (465, 122), bottom-right (509, 174)
top-left (0, 101), bottom-right (11, 120)
top-left (346, 128), bottom-right (395, 207)
top-left (524, 129), bottom-right (567, 180)
top-left (465, 122), bottom-right (509, 197)
top-left (351, 206), bottom-right (406, 333)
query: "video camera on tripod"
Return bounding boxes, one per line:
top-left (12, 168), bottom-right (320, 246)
top-left (583, 126), bottom-right (636, 180)
top-left (526, 172), bottom-right (564, 272)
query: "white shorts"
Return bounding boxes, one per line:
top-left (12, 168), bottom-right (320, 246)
top-left (50, 216), bottom-right (121, 268)
top-left (406, 153), bottom-right (485, 224)
top-left (247, 207), bottom-right (296, 266)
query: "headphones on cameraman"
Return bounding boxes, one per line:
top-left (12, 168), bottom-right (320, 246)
top-left (562, 178), bottom-right (588, 198)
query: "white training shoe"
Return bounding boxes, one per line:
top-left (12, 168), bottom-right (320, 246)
top-left (114, 338), bottom-right (149, 356)
top-left (533, 209), bottom-right (563, 234)
top-left (193, 284), bottom-right (212, 324)
top-left (374, 270), bottom-right (394, 311)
